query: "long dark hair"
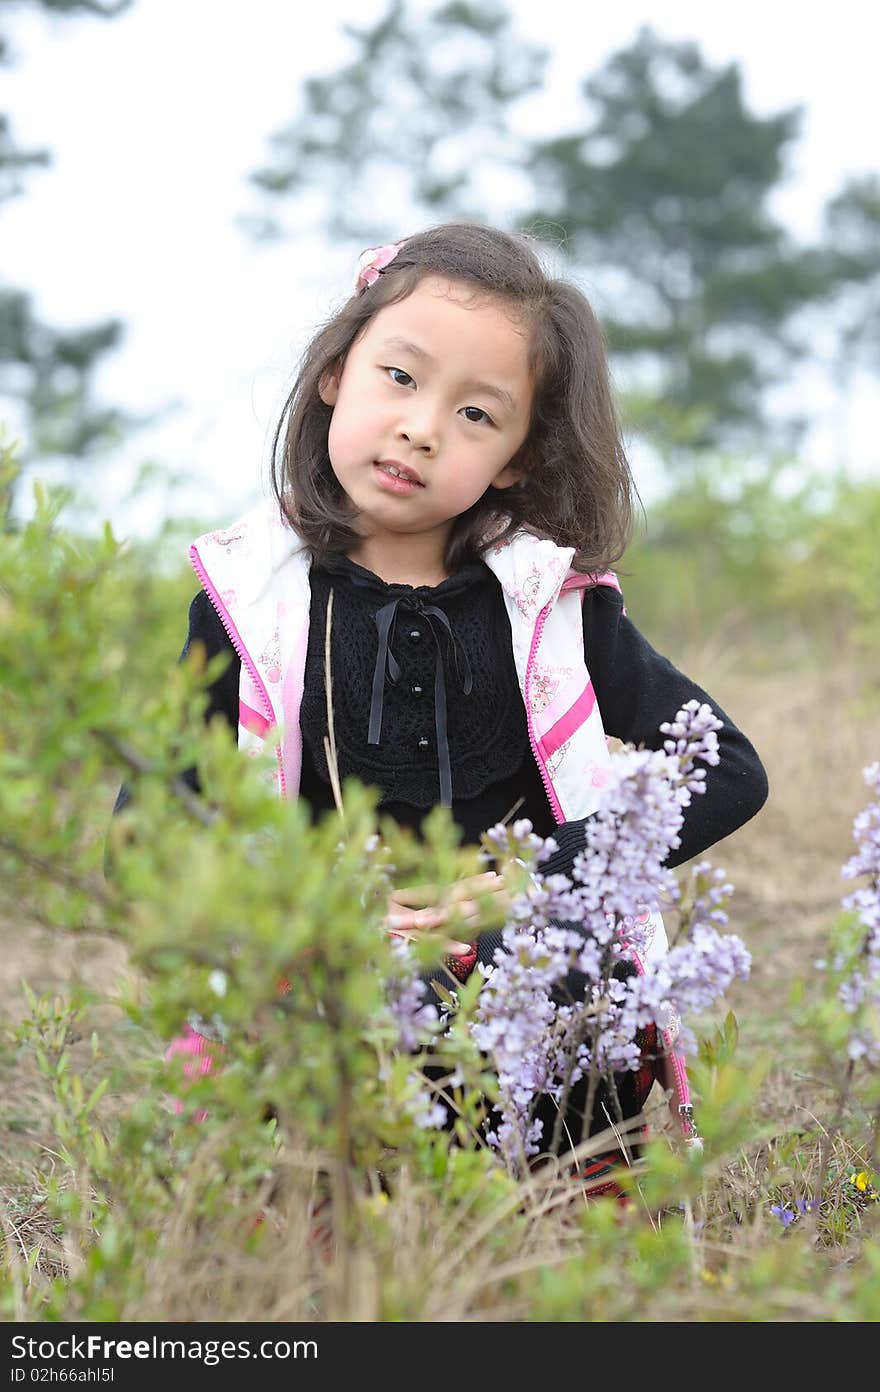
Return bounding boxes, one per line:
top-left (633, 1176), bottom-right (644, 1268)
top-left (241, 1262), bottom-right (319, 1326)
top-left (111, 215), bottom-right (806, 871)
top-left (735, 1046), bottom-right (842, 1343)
top-left (271, 221), bottom-right (635, 574)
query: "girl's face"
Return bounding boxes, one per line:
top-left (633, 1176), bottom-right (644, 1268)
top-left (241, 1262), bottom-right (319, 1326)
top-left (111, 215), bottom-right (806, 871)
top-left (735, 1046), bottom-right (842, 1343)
top-left (319, 274), bottom-right (534, 571)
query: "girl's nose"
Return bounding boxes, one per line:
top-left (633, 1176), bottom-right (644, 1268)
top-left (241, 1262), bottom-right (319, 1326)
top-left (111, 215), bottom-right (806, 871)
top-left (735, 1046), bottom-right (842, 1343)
top-left (398, 402), bottom-right (440, 454)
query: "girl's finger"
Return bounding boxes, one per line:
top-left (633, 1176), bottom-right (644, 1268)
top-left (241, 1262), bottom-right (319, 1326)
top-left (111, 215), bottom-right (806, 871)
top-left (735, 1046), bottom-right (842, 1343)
top-left (452, 899), bottom-right (478, 919)
top-left (385, 878), bottom-right (509, 940)
top-left (387, 906), bottom-right (460, 933)
top-left (391, 885), bottom-right (437, 908)
top-left (386, 916), bottom-right (469, 955)
top-left (453, 870), bottom-right (505, 898)
top-left (386, 906), bottom-right (415, 927)
top-left (392, 870), bottom-right (505, 909)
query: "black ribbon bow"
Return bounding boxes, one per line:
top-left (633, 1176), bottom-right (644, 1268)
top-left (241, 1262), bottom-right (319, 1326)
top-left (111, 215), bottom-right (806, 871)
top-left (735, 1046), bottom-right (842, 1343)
top-left (367, 595), bottom-right (473, 807)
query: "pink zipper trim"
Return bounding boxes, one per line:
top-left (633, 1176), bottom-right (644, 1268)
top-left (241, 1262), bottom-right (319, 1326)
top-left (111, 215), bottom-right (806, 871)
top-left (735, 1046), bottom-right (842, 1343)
top-left (524, 599), bottom-right (564, 823)
top-left (630, 949), bottom-right (692, 1131)
top-left (189, 543), bottom-right (287, 796)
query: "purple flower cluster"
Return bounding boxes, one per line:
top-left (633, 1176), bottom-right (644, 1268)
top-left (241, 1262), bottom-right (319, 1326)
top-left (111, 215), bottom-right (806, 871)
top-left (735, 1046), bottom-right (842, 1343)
top-left (384, 936), bottom-right (438, 1053)
top-left (771, 1198), bottom-right (817, 1228)
top-left (836, 762), bottom-right (880, 1065)
top-left (471, 701), bottom-right (750, 1168)
top-left (381, 939), bottom-right (451, 1130)
top-left (567, 700), bottom-right (722, 928)
top-left (470, 916), bottom-right (589, 1161)
top-left (617, 926), bottom-right (751, 1054)
top-left (483, 818), bottom-right (560, 870)
top-left (405, 1076), bottom-right (448, 1131)
top-left (687, 860), bottom-right (734, 930)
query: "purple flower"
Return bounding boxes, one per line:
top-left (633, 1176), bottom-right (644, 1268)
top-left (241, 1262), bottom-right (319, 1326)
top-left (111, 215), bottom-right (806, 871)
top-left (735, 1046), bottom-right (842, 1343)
top-left (820, 762), bottom-right (880, 1065)
top-left (770, 1203), bottom-right (796, 1228)
top-left (687, 861), bottom-right (734, 930)
top-left (407, 1079), bottom-right (448, 1131)
top-left (384, 937), bottom-right (438, 1052)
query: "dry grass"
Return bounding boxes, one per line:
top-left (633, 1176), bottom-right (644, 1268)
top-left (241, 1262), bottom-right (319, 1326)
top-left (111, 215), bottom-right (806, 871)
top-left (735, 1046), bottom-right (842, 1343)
top-left (678, 651), bottom-right (873, 1064)
top-left (711, 669), bottom-right (869, 910)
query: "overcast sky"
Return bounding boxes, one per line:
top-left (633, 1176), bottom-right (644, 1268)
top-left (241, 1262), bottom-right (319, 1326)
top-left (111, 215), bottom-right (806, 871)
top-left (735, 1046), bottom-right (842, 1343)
top-left (4, 0), bottom-right (879, 538)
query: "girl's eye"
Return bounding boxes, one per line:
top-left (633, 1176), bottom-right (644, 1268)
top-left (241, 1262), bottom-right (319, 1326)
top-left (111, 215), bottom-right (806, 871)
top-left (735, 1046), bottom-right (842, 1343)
top-left (385, 366), bottom-right (414, 387)
top-left (462, 405), bottom-right (494, 426)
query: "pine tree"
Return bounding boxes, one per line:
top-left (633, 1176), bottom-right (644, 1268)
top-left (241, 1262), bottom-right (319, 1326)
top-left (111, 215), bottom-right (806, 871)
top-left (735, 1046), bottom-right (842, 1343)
top-left (1, 0), bottom-right (134, 479)
top-left (243, 0), bottom-right (546, 244)
top-left (524, 26), bottom-right (836, 453)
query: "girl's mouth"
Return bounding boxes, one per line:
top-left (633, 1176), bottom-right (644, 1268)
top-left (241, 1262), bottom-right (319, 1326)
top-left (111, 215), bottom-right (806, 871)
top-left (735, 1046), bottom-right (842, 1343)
top-left (373, 462), bottom-right (425, 493)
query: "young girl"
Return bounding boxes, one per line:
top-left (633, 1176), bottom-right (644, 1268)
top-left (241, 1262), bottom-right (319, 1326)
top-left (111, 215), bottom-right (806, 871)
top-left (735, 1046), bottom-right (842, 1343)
top-left (159, 222), bottom-right (768, 1169)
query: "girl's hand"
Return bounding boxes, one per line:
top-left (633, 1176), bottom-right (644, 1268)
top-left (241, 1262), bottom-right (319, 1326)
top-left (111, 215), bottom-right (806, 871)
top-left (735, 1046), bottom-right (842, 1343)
top-left (384, 870), bottom-right (510, 955)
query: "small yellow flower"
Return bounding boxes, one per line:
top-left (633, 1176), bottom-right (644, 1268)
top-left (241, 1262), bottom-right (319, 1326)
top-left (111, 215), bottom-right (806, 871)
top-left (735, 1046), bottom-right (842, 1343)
top-left (849, 1171), bottom-right (870, 1192)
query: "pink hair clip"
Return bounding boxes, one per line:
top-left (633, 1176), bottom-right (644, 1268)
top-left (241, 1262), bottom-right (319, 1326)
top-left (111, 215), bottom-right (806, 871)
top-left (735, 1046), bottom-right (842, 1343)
top-left (355, 241), bottom-right (403, 293)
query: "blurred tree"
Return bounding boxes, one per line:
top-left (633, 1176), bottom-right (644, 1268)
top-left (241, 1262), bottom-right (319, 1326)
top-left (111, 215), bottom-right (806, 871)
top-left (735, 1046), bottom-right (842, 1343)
top-left (242, 0), bottom-right (547, 243)
top-left (821, 176), bottom-right (880, 368)
top-left (1, 0), bottom-right (135, 475)
top-left (524, 26), bottom-right (837, 457)
top-left (814, 175), bottom-right (880, 468)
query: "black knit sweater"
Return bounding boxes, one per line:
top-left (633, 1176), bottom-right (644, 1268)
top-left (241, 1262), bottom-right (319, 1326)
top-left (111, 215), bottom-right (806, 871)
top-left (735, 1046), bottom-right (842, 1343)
top-left (170, 553), bottom-right (768, 877)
